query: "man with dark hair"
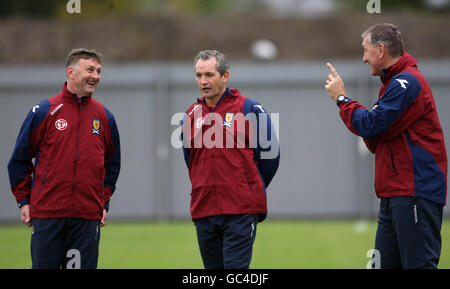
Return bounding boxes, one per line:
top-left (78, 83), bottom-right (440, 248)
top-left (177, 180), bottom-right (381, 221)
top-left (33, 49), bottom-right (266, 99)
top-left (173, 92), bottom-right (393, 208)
top-left (65, 48), bottom-right (103, 68)
top-left (182, 50), bottom-right (280, 269)
top-left (8, 48), bottom-right (121, 269)
top-left (324, 23), bottom-right (447, 268)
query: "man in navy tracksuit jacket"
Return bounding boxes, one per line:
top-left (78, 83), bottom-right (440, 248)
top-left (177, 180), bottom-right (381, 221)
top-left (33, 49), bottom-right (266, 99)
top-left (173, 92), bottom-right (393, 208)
top-left (8, 48), bottom-right (121, 269)
top-left (325, 24), bottom-right (447, 268)
top-left (182, 50), bottom-right (280, 269)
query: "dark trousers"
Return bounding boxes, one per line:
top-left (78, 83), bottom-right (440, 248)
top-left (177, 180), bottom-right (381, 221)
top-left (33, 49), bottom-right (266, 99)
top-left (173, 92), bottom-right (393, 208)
top-left (373, 197), bottom-right (443, 269)
top-left (194, 214), bottom-right (258, 269)
top-left (31, 218), bottom-right (101, 269)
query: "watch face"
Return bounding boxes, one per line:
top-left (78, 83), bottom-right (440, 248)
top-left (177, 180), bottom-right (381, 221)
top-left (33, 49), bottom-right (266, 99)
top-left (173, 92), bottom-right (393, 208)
top-left (338, 95), bottom-right (345, 101)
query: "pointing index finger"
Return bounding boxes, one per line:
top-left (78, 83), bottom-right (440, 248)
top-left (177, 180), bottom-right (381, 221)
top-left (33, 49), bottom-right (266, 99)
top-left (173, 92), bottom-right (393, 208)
top-left (326, 62), bottom-right (338, 77)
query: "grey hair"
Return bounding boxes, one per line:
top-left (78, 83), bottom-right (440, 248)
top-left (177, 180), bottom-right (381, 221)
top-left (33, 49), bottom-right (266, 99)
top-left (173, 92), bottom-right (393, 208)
top-left (362, 23), bottom-right (404, 57)
top-left (194, 50), bottom-right (230, 76)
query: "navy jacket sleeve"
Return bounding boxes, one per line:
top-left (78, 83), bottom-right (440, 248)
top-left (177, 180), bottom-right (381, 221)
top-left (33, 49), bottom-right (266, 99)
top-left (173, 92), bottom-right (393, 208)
top-left (7, 100), bottom-right (50, 207)
top-left (243, 99), bottom-right (280, 188)
top-left (340, 72), bottom-right (422, 141)
top-left (104, 108), bottom-right (121, 210)
top-left (181, 114), bottom-right (190, 168)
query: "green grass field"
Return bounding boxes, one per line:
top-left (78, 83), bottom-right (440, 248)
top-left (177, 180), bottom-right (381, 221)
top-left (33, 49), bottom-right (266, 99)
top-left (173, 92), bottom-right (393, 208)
top-left (1, 219), bottom-right (449, 269)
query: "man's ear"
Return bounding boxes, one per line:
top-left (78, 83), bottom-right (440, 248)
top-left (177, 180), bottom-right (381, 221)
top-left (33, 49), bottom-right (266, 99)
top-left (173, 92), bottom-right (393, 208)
top-left (222, 70), bottom-right (230, 84)
top-left (66, 66), bottom-right (74, 79)
top-left (378, 43), bottom-right (388, 59)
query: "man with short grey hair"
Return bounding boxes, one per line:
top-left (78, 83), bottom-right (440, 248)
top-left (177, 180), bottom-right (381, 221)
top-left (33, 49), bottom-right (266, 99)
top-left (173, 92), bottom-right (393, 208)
top-left (194, 49), bottom-right (230, 76)
top-left (325, 23), bottom-right (447, 268)
top-left (361, 23), bottom-right (404, 60)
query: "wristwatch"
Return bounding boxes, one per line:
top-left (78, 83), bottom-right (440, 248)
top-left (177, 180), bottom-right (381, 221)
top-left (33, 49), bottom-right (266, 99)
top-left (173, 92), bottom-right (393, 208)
top-left (336, 94), bottom-right (349, 106)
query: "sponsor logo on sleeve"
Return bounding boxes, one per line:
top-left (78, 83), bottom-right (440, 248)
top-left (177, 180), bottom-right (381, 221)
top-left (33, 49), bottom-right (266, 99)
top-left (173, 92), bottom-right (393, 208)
top-left (395, 79), bottom-right (409, 89)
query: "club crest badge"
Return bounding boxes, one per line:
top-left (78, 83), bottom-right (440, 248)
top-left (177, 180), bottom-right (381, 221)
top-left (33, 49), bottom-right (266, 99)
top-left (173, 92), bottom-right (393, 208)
top-left (223, 112), bottom-right (234, 128)
top-left (55, 119), bottom-right (68, 131)
top-left (195, 117), bottom-right (204, 129)
top-left (92, 119), bottom-right (100, 135)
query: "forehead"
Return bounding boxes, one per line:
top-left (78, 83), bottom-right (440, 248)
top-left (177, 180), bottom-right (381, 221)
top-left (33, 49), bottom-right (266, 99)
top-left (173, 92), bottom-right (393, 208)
top-left (195, 57), bottom-right (218, 73)
top-left (77, 58), bottom-right (102, 68)
top-left (362, 35), bottom-right (374, 48)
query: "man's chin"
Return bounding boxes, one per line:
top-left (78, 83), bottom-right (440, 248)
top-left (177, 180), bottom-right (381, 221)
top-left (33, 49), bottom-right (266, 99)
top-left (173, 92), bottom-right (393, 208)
top-left (368, 65), bottom-right (382, 77)
top-left (80, 90), bottom-right (95, 97)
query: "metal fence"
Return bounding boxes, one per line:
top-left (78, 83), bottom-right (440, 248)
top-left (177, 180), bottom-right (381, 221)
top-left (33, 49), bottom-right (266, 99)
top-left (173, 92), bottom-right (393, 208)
top-left (1, 59), bottom-right (449, 222)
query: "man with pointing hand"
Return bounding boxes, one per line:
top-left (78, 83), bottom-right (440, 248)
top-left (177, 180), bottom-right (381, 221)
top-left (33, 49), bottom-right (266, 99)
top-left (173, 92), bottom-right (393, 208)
top-left (325, 23), bottom-right (447, 269)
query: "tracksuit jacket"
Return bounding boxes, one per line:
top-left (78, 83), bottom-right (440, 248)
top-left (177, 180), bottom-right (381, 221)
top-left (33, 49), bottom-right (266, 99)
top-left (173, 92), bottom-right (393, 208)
top-left (339, 52), bottom-right (447, 205)
top-left (8, 82), bottom-right (121, 220)
top-left (183, 88), bottom-right (280, 222)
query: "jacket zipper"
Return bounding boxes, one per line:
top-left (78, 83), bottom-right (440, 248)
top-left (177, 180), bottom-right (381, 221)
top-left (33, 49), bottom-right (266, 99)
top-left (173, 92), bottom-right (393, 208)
top-left (72, 101), bottom-right (81, 195)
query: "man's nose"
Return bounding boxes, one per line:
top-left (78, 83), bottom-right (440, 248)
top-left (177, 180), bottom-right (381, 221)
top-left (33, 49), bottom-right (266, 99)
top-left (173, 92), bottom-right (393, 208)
top-left (92, 71), bottom-right (100, 79)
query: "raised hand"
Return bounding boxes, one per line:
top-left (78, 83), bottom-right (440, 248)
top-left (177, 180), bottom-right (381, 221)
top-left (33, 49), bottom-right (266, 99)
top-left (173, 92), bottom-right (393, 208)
top-left (325, 62), bottom-right (347, 101)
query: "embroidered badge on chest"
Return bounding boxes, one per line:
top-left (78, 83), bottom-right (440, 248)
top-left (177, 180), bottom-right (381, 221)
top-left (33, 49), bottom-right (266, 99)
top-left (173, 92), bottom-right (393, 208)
top-left (195, 117), bottom-right (204, 129)
top-left (55, 119), bottom-right (68, 131)
top-left (223, 112), bottom-right (234, 128)
top-left (92, 119), bottom-right (100, 135)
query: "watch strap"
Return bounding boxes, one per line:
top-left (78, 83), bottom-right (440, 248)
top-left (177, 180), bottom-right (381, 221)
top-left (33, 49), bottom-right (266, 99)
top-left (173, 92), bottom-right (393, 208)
top-left (336, 95), bottom-right (351, 106)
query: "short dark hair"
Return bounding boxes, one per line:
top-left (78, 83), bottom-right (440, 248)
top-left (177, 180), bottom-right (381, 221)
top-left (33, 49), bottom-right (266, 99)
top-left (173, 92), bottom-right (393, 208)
top-left (65, 48), bottom-right (102, 68)
top-left (362, 23), bottom-right (404, 57)
top-left (194, 50), bottom-right (230, 76)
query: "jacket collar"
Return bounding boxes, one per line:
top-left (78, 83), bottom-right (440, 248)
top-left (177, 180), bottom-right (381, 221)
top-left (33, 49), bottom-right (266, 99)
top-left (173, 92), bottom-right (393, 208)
top-left (61, 81), bottom-right (92, 104)
top-left (381, 52), bottom-right (417, 84)
top-left (196, 87), bottom-right (239, 105)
